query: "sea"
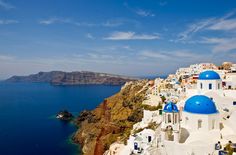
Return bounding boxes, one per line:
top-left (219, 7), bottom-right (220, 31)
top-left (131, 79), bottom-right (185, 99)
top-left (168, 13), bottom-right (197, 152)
top-left (0, 82), bottom-right (121, 155)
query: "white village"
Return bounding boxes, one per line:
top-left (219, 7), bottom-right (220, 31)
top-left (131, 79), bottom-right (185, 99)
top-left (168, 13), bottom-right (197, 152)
top-left (105, 62), bottom-right (236, 155)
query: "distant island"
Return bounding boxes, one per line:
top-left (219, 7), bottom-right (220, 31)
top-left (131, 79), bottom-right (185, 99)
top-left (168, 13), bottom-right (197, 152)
top-left (5, 71), bottom-right (138, 85)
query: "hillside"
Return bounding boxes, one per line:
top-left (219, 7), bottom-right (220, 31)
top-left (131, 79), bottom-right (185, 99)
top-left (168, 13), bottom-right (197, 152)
top-left (73, 80), bottom-right (149, 155)
top-left (5, 71), bottom-right (137, 85)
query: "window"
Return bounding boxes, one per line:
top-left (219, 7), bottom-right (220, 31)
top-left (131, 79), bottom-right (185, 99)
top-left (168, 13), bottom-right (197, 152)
top-left (163, 115), bottom-right (165, 123)
top-left (200, 83), bottom-right (203, 89)
top-left (168, 114), bottom-right (171, 123)
top-left (134, 142), bottom-right (138, 150)
top-left (148, 136), bottom-right (152, 142)
top-left (233, 101), bottom-right (236, 106)
top-left (212, 120), bottom-right (215, 129)
top-left (198, 119), bottom-right (202, 129)
top-left (218, 83), bottom-right (220, 89)
top-left (175, 114), bottom-right (178, 124)
top-left (209, 83), bottom-right (212, 90)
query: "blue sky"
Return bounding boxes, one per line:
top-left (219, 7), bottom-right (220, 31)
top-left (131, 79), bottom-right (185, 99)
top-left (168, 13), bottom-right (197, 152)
top-left (0, 0), bottom-right (236, 79)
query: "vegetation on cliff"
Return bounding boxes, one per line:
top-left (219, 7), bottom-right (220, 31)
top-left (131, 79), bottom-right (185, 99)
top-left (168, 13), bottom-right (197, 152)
top-left (72, 80), bottom-right (148, 155)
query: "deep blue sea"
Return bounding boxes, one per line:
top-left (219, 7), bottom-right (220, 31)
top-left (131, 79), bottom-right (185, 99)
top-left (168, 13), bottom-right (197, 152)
top-left (0, 82), bottom-right (121, 155)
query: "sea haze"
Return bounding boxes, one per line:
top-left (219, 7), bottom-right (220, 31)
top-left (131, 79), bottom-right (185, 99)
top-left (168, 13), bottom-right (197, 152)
top-left (0, 82), bottom-right (121, 155)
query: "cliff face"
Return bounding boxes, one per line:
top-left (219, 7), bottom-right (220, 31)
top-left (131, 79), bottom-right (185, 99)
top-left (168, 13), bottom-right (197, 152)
top-left (6, 71), bottom-right (137, 85)
top-left (73, 80), bottom-right (148, 155)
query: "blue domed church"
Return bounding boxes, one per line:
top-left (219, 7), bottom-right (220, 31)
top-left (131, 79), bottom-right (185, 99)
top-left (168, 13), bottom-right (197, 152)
top-left (161, 95), bottom-right (220, 142)
top-left (161, 102), bottom-right (180, 143)
top-left (160, 94), bottom-right (221, 155)
top-left (197, 70), bottom-right (222, 93)
top-left (182, 95), bottom-right (220, 132)
top-left (159, 70), bottom-right (229, 155)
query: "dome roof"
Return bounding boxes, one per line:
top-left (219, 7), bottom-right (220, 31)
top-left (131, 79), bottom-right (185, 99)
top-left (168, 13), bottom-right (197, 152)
top-left (163, 102), bottom-right (179, 113)
top-left (198, 70), bottom-right (221, 80)
top-left (184, 95), bottom-right (218, 114)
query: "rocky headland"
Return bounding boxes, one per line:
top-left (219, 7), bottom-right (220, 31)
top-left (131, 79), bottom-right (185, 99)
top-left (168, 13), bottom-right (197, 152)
top-left (72, 80), bottom-right (150, 155)
top-left (56, 110), bottom-right (74, 121)
top-left (5, 71), bottom-right (137, 85)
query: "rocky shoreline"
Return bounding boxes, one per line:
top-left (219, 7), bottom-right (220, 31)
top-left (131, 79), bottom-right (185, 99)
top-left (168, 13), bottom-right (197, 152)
top-left (56, 110), bottom-right (74, 121)
top-left (72, 80), bottom-right (149, 155)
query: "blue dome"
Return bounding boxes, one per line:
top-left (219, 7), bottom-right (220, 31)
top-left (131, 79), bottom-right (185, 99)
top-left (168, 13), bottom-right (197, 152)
top-left (184, 95), bottom-right (218, 114)
top-left (198, 70), bottom-right (220, 80)
top-left (163, 102), bottom-right (179, 113)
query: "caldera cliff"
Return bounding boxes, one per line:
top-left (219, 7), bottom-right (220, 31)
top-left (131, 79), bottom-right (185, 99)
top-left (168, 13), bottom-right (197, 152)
top-left (6, 71), bottom-right (137, 85)
top-left (73, 80), bottom-right (148, 155)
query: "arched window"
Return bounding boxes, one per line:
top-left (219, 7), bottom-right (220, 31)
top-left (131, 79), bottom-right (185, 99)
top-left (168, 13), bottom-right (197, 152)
top-left (134, 142), bottom-right (138, 150)
top-left (209, 83), bottom-right (212, 90)
top-left (198, 119), bottom-right (202, 129)
top-left (168, 114), bottom-right (171, 123)
top-left (212, 120), bottom-right (215, 129)
top-left (174, 114), bottom-right (178, 124)
top-left (200, 83), bottom-right (203, 89)
top-left (218, 83), bottom-right (220, 89)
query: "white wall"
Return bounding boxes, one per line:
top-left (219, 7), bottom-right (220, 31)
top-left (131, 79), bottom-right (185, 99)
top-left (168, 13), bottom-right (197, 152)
top-left (127, 129), bottom-right (156, 152)
top-left (164, 141), bottom-right (216, 155)
top-left (182, 112), bottom-right (220, 132)
top-left (142, 110), bottom-right (160, 124)
top-left (138, 129), bottom-right (155, 143)
top-left (197, 79), bottom-right (222, 93)
top-left (224, 74), bottom-right (236, 89)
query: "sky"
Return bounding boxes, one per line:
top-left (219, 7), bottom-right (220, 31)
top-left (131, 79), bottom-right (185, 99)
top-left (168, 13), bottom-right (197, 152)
top-left (1, 0), bottom-right (236, 79)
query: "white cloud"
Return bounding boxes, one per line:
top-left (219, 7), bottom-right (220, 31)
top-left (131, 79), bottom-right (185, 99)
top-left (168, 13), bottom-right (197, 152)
top-left (0, 0), bottom-right (14, 10)
top-left (104, 31), bottom-right (160, 40)
top-left (124, 2), bottom-right (155, 17)
top-left (200, 37), bottom-right (227, 44)
top-left (75, 22), bottom-right (96, 27)
top-left (86, 33), bottom-right (95, 39)
top-left (173, 10), bottom-right (236, 53)
top-left (0, 55), bottom-right (14, 61)
top-left (0, 53), bottom-right (156, 79)
top-left (176, 18), bottom-right (215, 42)
top-left (194, 37), bottom-right (236, 53)
top-left (135, 9), bottom-right (155, 17)
top-left (0, 19), bottom-right (18, 25)
top-left (39, 17), bottom-right (132, 28)
top-left (211, 38), bottom-right (236, 53)
top-left (208, 18), bottom-right (236, 31)
top-left (140, 50), bottom-right (205, 62)
top-left (39, 19), bottom-right (56, 25)
top-left (176, 10), bottom-right (236, 42)
top-left (172, 50), bottom-right (201, 58)
top-left (0, 48), bottom-right (226, 79)
top-left (140, 51), bottom-right (168, 59)
top-left (177, 18), bottom-right (215, 41)
top-left (39, 17), bottom-right (96, 26)
top-left (104, 18), bottom-right (140, 28)
top-left (102, 20), bottom-right (124, 27)
top-left (39, 18), bottom-right (72, 25)
top-left (213, 42), bottom-right (236, 53)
